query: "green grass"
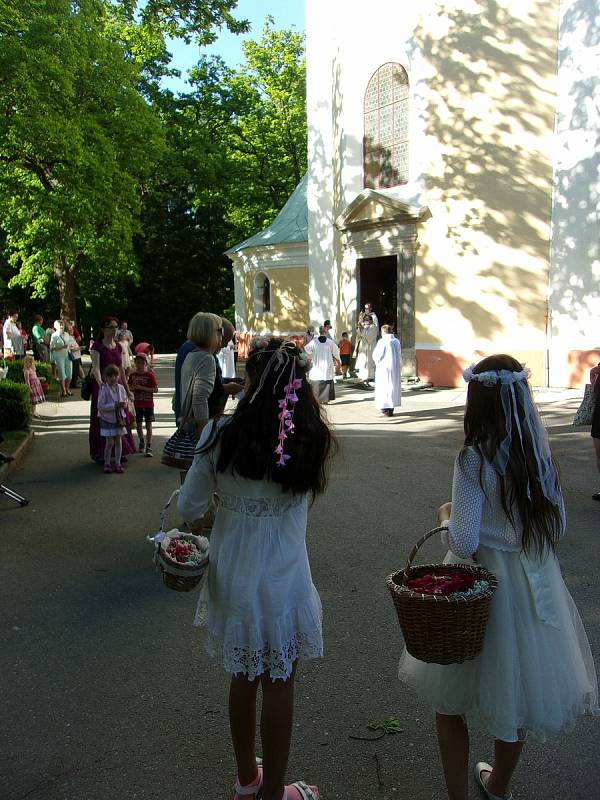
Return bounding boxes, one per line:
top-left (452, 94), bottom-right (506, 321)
top-left (1, 429), bottom-right (29, 456)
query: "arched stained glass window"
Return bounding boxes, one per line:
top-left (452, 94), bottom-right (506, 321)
top-left (363, 63), bottom-right (409, 189)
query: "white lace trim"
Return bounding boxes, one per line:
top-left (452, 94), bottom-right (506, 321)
top-left (205, 628), bottom-right (323, 681)
top-left (219, 492), bottom-right (304, 518)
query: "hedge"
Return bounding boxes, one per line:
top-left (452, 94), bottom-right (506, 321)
top-left (3, 360), bottom-right (52, 384)
top-left (0, 380), bottom-right (31, 430)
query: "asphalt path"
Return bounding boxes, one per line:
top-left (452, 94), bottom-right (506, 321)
top-left (1, 356), bottom-right (598, 800)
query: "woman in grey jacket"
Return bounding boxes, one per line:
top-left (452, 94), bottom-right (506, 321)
top-left (178, 313), bottom-right (223, 435)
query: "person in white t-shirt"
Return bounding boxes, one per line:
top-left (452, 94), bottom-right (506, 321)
top-left (3, 309), bottom-right (20, 360)
top-left (304, 327), bottom-right (340, 404)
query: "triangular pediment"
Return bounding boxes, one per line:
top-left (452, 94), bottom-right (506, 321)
top-left (335, 189), bottom-right (431, 231)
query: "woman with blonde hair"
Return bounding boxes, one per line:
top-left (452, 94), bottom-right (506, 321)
top-left (178, 312), bottom-right (223, 435)
top-left (50, 320), bottom-right (73, 397)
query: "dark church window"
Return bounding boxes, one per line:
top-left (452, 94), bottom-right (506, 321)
top-left (255, 272), bottom-right (271, 313)
top-left (364, 63), bottom-right (409, 189)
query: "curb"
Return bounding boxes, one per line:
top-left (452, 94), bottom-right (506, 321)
top-left (0, 430), bottom-right (34, 481)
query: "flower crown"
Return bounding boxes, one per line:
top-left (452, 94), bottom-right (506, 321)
top-left (463, 364), bottom-right (531, 387)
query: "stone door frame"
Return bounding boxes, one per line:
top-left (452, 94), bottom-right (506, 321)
top-left (335, 190), bottom-right (430, 376)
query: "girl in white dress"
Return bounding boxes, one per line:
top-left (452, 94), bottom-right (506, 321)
top-left (179, 338), bottom-right (336, 800)
top-left (97, 364), bottom-right (128, 473)
top-left (398, 354), bottom-right (598, 800)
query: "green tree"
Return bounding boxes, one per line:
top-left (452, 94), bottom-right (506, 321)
top-left (122, 61), bottom-right (237, 348)
top-left (186, 18), bottom-right (307, 241)
top-left (0, 0), bottom-right (248, 321)
top-left (124, 23), bottom-right (308, 348)
top-left (0, 0), bottom-right (163, 320)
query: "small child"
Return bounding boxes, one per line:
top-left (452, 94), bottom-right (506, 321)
top-left (134, 341), bottom-right (155, 370)
top-left (97, 364), bottom-right (128, 473)
top-left (337, 331), bottom-right (353, 379)
top-left (128, 352), bottom-right (158, 456)
top-left (23, 355), bottom-right (45, 418)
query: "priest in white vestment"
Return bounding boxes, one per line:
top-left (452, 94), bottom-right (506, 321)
top-left (304, 327), bottom-right (340, 403)
top-left (372, 325), bottom-right (401, 416)
top-left (354, 315), bottom-right (378, 386)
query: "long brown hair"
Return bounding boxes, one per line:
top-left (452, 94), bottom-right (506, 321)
top-left (199, 338), bottom-right (337, 498)
top-left (460, 354), bottom-right (562, 556)
top-left (96, 317), bottom-right (119, 341)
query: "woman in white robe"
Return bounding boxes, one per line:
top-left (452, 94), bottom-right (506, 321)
top-left (373, 327), bottom-right (401, 416)
top-left (354, 316), bottom-right (378, 385)
top-left (304, 330), bottom-right (340, 403)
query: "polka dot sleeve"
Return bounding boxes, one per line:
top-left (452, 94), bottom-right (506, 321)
top-left (445, 449), bottom-right (485, 559)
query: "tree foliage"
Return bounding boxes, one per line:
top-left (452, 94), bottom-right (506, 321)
top-left (0, 0), bottom-right (163, 319)
top-left (0, 4), bottom-right (307, 347)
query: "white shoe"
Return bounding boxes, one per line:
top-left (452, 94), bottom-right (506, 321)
top-left (474, 762), bottom-right (513, 800)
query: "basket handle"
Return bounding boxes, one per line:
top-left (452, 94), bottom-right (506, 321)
top-left (403, 526), bottom-right (450, 584)
top-left (146, 489), bottom-right (180, 547)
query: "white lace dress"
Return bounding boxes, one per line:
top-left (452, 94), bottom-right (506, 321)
top-left (178, 421), bottom-right (323, 681)
top-left (398, 447), bottom-right (599, 742)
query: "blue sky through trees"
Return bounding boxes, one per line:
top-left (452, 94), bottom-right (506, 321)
top-left (163, 0), bottom-right (305, 92)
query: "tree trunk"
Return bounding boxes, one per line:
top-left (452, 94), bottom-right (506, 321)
top-left (55, 254), bottom-right (78, 322)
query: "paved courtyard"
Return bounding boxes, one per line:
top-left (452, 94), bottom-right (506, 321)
top-left (1, 355), bottom-right (598, 799)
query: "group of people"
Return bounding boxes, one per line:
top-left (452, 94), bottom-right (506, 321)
top-left (175, 342), bottom-right (598, 800)
top-left (7, 302), bottom-right (597, 799)
top-left (303, 303), bottom-right (402, 417)
top-left (3, 311), bottom-right (85, 394)
top-left (88, 317), bottom-right (158, 471)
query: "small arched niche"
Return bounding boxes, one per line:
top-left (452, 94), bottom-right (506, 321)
top-left (254, 272), bottom-right (271, 314)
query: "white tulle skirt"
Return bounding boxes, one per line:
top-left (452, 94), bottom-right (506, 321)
top-left (398, 546), bottom-right (599, 742)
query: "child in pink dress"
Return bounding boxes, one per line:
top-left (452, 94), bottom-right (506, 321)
top-left (23, 355), bottom-right (45, 418)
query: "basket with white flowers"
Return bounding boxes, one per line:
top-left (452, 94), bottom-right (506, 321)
top-left (149, 490), bottom-right (209, 592)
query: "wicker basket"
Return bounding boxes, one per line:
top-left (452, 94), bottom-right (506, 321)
top-left (149, 490), bottom-right (209, 593)
top-left (387, 526), bottom-right (498, 665)
top-left (154, 534), bottom-right (208, 592)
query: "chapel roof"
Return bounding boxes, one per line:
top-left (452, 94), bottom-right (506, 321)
top-left (226, 173), bottom-right (308, 253)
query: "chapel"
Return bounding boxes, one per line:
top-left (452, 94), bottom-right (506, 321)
top-left (227, 0), bottom-right (599, 387)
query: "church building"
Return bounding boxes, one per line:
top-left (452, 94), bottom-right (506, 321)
top-left (227, 0), bottom-right (599, 387)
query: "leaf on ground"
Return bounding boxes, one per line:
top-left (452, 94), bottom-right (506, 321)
top-left (367, 716), bottom-right (404, 735)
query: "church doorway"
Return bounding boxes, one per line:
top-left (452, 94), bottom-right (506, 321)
top-left (358, 256), bottom-right (397, 328)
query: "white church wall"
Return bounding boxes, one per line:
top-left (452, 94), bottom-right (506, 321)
top-left (548, 0), bottom-right (600, 387)
top-left (307, 0), bottom-right (597, 386)
top-left (306, 0), bottom-right (430, 336)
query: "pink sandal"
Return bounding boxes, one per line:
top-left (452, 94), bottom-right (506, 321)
top-left (103, 463), bottom-right (112, 474)
top-left (114, 464), bottom-right (124, 474)
top-left (234, 758), bottom-right (263, 800)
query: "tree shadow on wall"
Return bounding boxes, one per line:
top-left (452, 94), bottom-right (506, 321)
top-left (408, 2), bottom-right (567, 337)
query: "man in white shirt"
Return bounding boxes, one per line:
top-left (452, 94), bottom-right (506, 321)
top-left (304, 326), bottom-right (340, 404)
top-left (3, 309), bottom-right (20, 360)
top-left (372, 325), bottom-right (401, 416)
top-left (118, 321), bottom-right (134, 345)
